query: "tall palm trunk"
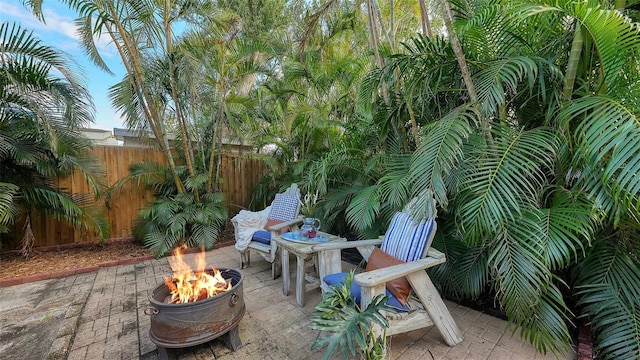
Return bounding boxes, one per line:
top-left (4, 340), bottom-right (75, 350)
top-left (101, 1), bottom-right (185, 193)
top-left (439, 0), bottom-right (477, 103)
top-left (207, 43), bottom-right (227, 194)
top-left (163, 4), bottom-right (197, 190)
top-left (439, 0), bottom-right (490, 142)
top-left (367, 0), bottom-right (384, 68)
top-left (419, 0), bottom-right (434, 37)
top-left (563, 23), bottom-right (583, 101)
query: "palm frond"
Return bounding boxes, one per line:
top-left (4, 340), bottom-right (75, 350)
top-left (514, 281), bottom-right (573, 355)
top-left (576, 239), bottom-right (640, 359)
top-left (475, 56), bottom-right (547, 115)
top-left (457, 125), bottom-right (557, 241)
top-left (345, 185), bottom-right (380, 233)
top-left (540, 188), bottom-right (594, 270)
top-left (429, 222), bottom-right (490, 299)
top-left (490, 212), bottom-right (549, 318)
top-left (19, 186), bottom-right (105, 238)
top-left (377, 153), bottom-right (411, 212)
top-left (562, 96), bottom-right (640, 220)
top-left (0, 183), bottom-right (19, 229)
top-left (309, 271), bottom-right (392, 360)
top-left (134, 193), bottom-right (227, 257)
top-left (409, 105), bottom-right (476, 209)
top-left (516, 0), bottom-right (640, 90)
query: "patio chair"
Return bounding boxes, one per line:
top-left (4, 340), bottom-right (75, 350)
top-left (231, 183), bottom-right (303, 279)
top-left (312, 209), bottom-right (463, 347)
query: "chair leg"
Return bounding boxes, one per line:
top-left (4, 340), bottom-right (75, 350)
top-left (272, 254), bottom-right (282, 279)
top-left (407, 271), bottom-right (463, 347)
top-left (241, 251), bottom-right (250, 269)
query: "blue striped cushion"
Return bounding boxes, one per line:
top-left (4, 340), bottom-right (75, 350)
top-left (381, 212), bottom-right (436, 262)
top-left (268, 193), bottom-right (299, 221)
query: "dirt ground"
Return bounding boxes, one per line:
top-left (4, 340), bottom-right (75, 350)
top-left (0, 222), bottom-right (236, 281)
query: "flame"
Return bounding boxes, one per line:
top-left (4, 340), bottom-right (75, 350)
top-left (163, 247), bottom-right (232, 304)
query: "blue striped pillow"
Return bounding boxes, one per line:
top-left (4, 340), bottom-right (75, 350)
top-left (381, 212), bottom-right (436, 262)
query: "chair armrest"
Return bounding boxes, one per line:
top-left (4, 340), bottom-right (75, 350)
top-left (309, 238), bottom-right (383, 252)
top-left (354, 255), bottom-right (446, 287)
top-left (268, 217), bottom-right (303, 232)
top-left (426, 247), bottom-right (445, 260)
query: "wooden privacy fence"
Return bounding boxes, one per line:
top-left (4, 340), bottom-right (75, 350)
top-left (7, 146), bottom-right (266, 248)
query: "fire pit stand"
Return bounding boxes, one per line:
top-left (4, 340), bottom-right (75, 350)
top-left (145, 268), bottom-right (245, 360)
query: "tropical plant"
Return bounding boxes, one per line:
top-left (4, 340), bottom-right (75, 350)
top-left (309, 271), bottom-right (391, 360)
top-left (318, 0), bottom-right (640, 358)
top-left (0, 22), bottom-right (106, 255)
top-left (108, 160), bottom-right (227, 257)
top-left (134, 191), bottom-right (227, 257)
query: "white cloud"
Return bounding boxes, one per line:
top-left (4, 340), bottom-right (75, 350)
top-left (0, 1), bottom-right (117, 57)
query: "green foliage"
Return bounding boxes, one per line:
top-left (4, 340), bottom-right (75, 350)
top-left (309, 271), bottom-right (391, 360)
top-left (575, 236), bottom-right (640, 359)
top-left (0, 21), bottom-right (106, 248)
top-left (134, 192), bottom-right (227, 257)
top-left (300, 0), bottom-right (640, 357)
top-left (14, 0), bottom-right (640, 357)
top-left (117, 159), bottom-right (228, 258)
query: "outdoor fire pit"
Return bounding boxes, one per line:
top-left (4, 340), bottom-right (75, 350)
top-left (146, 266), bottom-right (245, 360)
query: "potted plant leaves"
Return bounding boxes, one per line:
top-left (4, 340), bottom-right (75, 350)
top-left (309, 271), bottom-right (393, 360)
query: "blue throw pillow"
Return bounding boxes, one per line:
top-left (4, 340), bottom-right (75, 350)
top-left (252, 230), bottom-right (271, 245)
top-left (323, 272), bottom-right (409, 312)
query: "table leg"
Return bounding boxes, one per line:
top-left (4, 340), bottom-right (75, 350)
top-left (281, 248), bottom-right (290, 296)
top-left (318, 249), bottom-right (342, 281)
top-left (296, 255), bottom-right (306, 307)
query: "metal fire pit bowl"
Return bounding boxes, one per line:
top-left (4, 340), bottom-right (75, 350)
top-left (146, 267), bottom-right (245, 359)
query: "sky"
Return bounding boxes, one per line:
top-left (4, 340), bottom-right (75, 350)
top-left (0, 0), bottom-right (127, 130)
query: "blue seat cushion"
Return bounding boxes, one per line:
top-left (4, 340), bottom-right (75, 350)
top-left (252, 230), bottom-right (271, 245)
top-left (323, 272), bottom-right (410, 312)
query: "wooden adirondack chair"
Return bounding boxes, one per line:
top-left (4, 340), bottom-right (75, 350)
top-left (231, 183), bottom-right (303, 279)
top-left (312, 210), bottom-right (463, 347)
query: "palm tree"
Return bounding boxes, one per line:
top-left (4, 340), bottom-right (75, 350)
top-left (0, 22), bottom-right (106, 255)
top-left (24, 0), bottom-right (202, 193)
top-left (335, 0), bottom-right (640, 357)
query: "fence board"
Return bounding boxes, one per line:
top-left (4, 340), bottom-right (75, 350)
top-left (3, 146), bottom-right (266, 249)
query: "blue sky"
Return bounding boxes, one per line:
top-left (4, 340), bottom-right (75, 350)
top-left (1, 0), bottom-right (126, 130)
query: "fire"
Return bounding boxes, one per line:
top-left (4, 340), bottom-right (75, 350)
top-left (163, 247), bottom-right (232, 304)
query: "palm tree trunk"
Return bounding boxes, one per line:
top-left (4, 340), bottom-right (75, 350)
top-left (367, 0), bottom-right (384, 68)
top-left (563, 23), bottom-right (583, 100)
top-left (388, 0), bottom-right (395, 49)
top-left (102, 2), bottom-right (185, 194)
top-left (408, 102), bottom-right (421, 146)
top-left (20, 214), bottom-right (35, 258)
top-left (163, 6), bottom-right (197, 189)
top-left (207, 68), bottom-right (226, 194)
top-left (419, 0), bottom-right (434, 37)
top-left (440, 0), bottom-right (477, 103)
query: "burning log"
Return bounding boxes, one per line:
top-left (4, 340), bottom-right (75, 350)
top-left (163, 247), bottom-right (232, 304)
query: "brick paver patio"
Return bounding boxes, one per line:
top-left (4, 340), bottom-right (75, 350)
top-left (1, 245), bottom-right (577, 359)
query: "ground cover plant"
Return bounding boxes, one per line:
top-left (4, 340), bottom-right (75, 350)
top-left (6, 0), bottom-right (640, 358)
